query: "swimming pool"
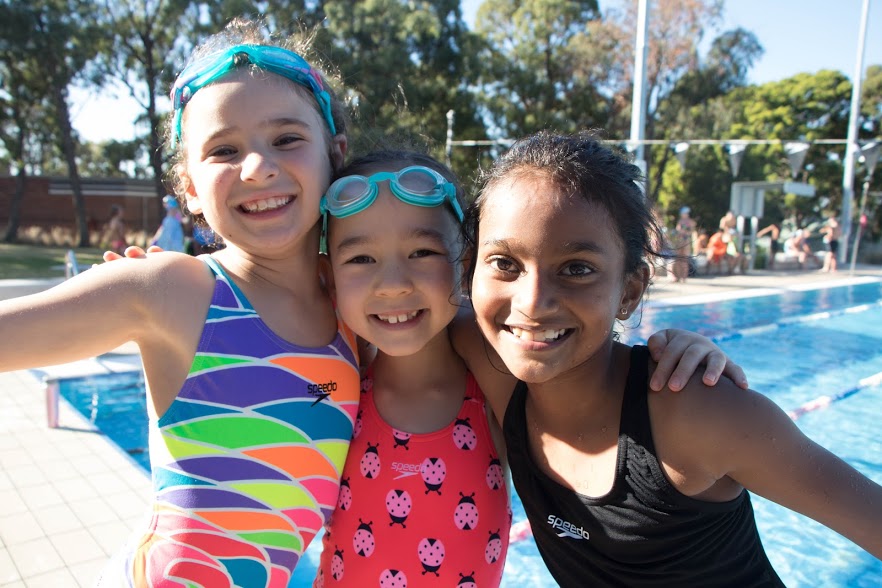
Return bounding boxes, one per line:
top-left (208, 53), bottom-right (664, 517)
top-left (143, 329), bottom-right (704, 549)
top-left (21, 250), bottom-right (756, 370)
top-left (57, 278), bottom-right (882, 587)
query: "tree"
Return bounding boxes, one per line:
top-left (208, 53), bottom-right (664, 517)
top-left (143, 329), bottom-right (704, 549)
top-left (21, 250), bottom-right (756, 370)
top-left (474, 0), bottom-right (604, 138)
top-left (1, 0), bottom-right (101, 246)
top-left (0, 2), bottom-right (50, 241)
top-left (652, 27), bottom-right (763, 211)
top-left (94, 0), bottom-right (202, 200)
top-left (320, 0), bottom-right (485, 181)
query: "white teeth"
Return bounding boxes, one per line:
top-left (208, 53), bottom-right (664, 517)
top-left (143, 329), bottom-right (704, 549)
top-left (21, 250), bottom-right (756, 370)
top-left (241, 196), bottom-right (291, 212)
top-left (509, 327), bottom-right (567, 342)
top-left (377, 311), bottom-right (419, 324)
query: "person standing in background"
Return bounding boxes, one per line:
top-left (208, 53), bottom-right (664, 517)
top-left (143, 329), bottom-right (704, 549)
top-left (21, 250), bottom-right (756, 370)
top-left (150, 195), bottom-right (186, 253)
top-left (670, 206), bottom-right (696, 282)
top-left (820, 212), bottom-right (841, 273)
top-left (104, 205), bottom-right (128, 255)
top-left (756, 223), bottom-right (781, 269)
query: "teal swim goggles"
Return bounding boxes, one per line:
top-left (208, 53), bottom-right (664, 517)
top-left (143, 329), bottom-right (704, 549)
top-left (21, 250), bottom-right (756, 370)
top-left (170, 44), bottom-right (336, 148)
top-left (319, 166), bottom-right (463, 252)
top-left (321, 166), bottom-right (463, 221)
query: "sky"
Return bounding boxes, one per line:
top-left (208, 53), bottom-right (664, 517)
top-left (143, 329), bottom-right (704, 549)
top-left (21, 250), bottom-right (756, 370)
top-left (70, 0), bottom-right (882, 144)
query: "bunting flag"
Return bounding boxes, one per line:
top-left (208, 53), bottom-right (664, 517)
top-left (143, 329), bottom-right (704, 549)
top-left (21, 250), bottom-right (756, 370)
top-left (784, 141), bottom-right (811, 178)
top-left (673, 142), bottom-right (689, 168)
top-left (726, 143), bottom-right (747, 177)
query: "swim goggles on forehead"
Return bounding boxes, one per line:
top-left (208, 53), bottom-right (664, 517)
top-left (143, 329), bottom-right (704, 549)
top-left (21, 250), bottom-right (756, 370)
top-left (169, 44), bottom-right (336, 147)
top-left (320, 166), bottom-right (463, 221)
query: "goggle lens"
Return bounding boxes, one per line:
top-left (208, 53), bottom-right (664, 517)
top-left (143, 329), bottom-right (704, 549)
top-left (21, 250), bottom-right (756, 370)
top-left (396, 168), bottom-right (441, 195)
top-left (335, 177), bottom-right (374, 208)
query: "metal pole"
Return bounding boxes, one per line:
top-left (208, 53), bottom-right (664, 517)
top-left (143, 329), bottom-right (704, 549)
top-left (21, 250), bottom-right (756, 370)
top-left (840, 0), bottom-right (871, 264)
top-left (629, 0), bottom-right (650, 188)
top-left (849, 175), bottom-right (872, 273)
top-left (445, 110), bottom-right (455, 168)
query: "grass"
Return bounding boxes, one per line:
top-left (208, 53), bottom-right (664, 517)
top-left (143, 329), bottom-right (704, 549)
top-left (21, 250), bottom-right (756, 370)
top-left (0, 243), bottom-right (105, 279)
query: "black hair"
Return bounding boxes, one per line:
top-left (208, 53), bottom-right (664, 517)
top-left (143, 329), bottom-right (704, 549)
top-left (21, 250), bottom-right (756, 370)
top-left (464, 130), bottom-right (666, 289)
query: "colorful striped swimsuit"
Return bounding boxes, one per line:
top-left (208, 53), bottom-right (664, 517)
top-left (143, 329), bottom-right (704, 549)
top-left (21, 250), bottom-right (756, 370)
top-left (122, 257), bottom-right (361, 587)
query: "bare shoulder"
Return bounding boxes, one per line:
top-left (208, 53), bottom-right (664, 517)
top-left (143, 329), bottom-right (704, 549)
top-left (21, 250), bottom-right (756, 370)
top-left (648, 365), bottom-right (777, 435)
top-left (450, 307), bottom-right (516, 426)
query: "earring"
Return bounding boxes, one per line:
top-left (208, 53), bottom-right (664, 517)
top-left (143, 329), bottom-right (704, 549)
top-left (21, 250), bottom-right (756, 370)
top-left (619, 307), bottom-right (628, 317)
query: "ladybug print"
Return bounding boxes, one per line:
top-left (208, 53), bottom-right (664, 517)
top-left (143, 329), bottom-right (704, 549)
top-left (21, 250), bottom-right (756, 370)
top-left (454, 492), bottom-right (479, 530)
top-left (420, 457), bottom-right (447, 495)
top-left (337, 477), bottom-right (352, 511)
top-left (485, 529), bottom-right (503, 564)
top-left (360, 442), bottom-right (381, 479)
top-left (392, 428), bottom-right (412, 450)
top-left (458, 572), bottom-right (478, 588)
top-left (331, 546), bottom-right (344, 581)
top-left (486, 456), bottom-right (504, 490)
top-left (354, 408), bottom-right (364, 438)
top-left (353, 519), bottom-right (376, 557)
top-left (378, 569), bottom-right (407, 588)
top-left (386, 489), bottom-right (413, 527)
top-left (417, 537), bottom-right (445, 576)
top-left (452, 417), bottom-right (477, 450)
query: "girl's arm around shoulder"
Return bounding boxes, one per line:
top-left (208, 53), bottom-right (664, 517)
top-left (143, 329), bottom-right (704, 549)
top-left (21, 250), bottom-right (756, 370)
top-left (646, 329), bottom-right (749, 391)
top-left (449, 306), bottom-right (516, 427)
top-left (0, 252), bottom-right (211, 374)
top-left (649, 368), bottom-right (882, 559)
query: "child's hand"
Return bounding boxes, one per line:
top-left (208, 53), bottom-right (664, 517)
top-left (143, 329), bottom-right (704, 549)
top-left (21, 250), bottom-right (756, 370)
top-left (646, 329), bottom-right (749, 392)
top-left (101, 245), bottom-right (164, 263)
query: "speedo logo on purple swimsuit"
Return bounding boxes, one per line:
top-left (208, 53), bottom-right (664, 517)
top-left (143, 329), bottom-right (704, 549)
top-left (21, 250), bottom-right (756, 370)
top-left (547, 515), bottom-right (590, 540)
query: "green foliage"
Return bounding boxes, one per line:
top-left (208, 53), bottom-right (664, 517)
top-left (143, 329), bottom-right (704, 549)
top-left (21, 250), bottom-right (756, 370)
top-left (474, 0), bottom-right (604, 136)
top-left (319, 0), bottom-right (485, 184)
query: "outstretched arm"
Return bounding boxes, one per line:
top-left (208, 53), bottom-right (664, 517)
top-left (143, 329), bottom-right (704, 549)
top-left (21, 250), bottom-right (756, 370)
top-left (0, 260), bottom-right (155, 372)
top-left (679, 383), bottom-right (882, 559)
top-left (646, 329), bottom-right (748, 392)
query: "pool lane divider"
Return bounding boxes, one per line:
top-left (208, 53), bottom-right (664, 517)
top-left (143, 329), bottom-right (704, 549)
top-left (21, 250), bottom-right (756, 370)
top-left (786, 371), bottom-right (882, 421)
top-left (708, 300), bottom-right (882, 344)
top-left (694, 299), bottom-right (882, 421)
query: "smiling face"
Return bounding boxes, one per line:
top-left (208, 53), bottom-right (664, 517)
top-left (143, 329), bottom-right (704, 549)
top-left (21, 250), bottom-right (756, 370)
top-left (470, 172), bottom-right (647, 385)
top-left (327, 164), bottom-right (464, 357)
top-left (179, 70), bottom-right (344, 256)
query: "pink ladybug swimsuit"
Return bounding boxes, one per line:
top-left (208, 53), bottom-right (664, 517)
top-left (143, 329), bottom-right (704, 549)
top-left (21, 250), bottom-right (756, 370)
top-left (315, 371), bottom-right (512, 587)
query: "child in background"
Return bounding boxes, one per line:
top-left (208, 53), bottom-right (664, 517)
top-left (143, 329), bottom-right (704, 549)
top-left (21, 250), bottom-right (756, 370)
top-left (463, 130), bottom-right (882, 587)
top-left (104, 204), bottom-right (128, 255)
top-left (0, 19), bottom-right (362, 587)
top-left (150, 194), bottom-right (186, 252)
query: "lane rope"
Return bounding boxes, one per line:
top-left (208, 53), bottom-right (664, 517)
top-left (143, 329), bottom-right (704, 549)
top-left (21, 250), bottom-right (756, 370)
top-left (787, 371), bottom-right (882, 420)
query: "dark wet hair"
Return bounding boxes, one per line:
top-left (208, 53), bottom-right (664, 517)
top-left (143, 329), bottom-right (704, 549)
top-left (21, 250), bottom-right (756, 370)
top-left (464, 130), bottom-right (666, 286)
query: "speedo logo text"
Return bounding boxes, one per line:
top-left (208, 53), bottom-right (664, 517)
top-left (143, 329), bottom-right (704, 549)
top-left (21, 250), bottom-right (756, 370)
top-left (307, 381), bottom-right (336, 404)
top-left (547, 515), bottom-right (590, 540)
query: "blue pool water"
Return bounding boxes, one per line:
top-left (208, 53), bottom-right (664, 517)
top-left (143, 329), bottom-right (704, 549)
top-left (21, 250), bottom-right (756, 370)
top-left (58, 278), bottom-right (882, 587)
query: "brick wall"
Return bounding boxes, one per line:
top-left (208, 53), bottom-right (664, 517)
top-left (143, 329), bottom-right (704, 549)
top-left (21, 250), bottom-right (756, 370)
top-left (0, 176), bottom-right (165, 236)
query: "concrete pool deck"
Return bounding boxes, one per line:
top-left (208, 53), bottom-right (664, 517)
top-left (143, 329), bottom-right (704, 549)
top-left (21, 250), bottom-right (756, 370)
top-left (2, 266), bottom-right (882, 586)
